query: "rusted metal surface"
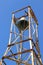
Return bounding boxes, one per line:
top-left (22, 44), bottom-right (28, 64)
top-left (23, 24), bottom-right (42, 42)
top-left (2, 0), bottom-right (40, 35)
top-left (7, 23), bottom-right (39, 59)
top-left (30, 8), bottom-right (38, 25)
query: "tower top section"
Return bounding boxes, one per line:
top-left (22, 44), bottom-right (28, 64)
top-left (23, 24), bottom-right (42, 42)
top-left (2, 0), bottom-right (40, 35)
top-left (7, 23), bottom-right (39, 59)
top-left (12, 6), bottom-right (38, 27)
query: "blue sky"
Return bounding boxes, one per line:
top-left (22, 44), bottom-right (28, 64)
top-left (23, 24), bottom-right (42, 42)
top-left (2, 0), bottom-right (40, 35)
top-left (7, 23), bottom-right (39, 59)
top-left (0, 0), bottom-right (43, 64)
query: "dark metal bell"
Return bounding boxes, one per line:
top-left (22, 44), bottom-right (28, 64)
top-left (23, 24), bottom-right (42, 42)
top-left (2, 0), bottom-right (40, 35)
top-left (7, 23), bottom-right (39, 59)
top-left (16, 17), bottom-right (29, 31)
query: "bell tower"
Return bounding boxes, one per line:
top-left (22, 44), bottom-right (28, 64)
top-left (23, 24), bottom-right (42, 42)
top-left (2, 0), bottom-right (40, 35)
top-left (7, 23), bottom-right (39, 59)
top-left (2, 6), bottom-right (42, 65)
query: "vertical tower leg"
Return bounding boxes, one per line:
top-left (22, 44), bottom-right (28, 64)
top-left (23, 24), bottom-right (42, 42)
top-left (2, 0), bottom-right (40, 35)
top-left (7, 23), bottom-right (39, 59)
top-left (4, 14), bottom-right (14, 56)
top-left (28, 7), bottom-right (34, 65)
top-left (17, 31), bottom-right (23, 65)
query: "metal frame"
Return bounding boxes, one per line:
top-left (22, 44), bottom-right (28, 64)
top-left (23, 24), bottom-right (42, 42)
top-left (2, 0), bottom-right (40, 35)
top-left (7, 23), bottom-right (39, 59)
top-left (1, 6), bottom-right (42, 65)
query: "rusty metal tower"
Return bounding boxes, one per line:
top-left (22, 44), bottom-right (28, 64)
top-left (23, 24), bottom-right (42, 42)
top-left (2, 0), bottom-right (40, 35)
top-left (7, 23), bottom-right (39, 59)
top-left (1, 6), bottom-right (42, 65)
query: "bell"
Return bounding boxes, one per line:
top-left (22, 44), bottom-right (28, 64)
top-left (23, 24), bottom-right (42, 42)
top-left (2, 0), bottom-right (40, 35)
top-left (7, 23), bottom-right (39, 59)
top-left (16, 17), bottom-right (29, 31)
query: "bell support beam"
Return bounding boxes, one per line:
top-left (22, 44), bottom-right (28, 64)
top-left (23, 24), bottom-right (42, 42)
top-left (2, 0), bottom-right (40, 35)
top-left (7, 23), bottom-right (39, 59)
top-left (2, 49), bottom-right (33, 59)
top-left (8, 38), bottom-right (32, 47)
top-left (2, 57), bottom-right (32, 65)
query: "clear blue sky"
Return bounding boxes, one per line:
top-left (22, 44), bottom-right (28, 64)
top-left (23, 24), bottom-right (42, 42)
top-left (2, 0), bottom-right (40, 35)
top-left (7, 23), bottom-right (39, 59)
top-left (0, 0), bottom-right (43, 64)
